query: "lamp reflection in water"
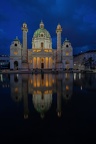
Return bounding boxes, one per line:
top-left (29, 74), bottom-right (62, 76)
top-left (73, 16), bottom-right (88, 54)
top-left (56, 73), bottom-right (73, 117)
top-left (62, 73), bottom-right (73, 101)
top-left (10, 73), bottom-right (73, 119)
top-left (22, 74), bottom-right (29, 119)
top-left (10, 74), bottom-right (22, 102)
top-left (10, 74), bottom-right (29, 119)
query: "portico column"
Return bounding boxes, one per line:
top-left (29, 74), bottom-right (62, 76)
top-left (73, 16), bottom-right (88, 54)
top-left (49, 57), bottom-right (51, 69)
top-left (44, 57), bottom-right (45, 69)
top-left (31, 57), bottom-right (33, 69)
top-left (48, 57), bottom-right (49, 69)
top-left (36, 57), bottom-right (38, 68)
top-left (36, 57), bottom-right (37, 68)
top-left (33, 57), bottom-right (34, 69)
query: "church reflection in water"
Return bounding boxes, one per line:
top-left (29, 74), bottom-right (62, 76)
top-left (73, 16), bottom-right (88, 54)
top-left (10, 73), bottom-right (73, 119)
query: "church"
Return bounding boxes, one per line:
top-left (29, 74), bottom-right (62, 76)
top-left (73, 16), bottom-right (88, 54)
top-left (10, 21), bottom-right (73, 71)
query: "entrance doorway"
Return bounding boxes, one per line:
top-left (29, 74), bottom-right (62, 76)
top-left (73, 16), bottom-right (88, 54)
top-left (65, 61), bottom-right (70, 70)
top-left (14, 61), bottom-right (18, 70)
top-left (41, 63), bottom-right (44, 69)
top-left (41, 58), bottom-right (44, 69)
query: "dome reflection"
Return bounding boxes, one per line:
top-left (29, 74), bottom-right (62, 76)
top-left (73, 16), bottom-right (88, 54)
top-left (33, 90), bottom-right (52, 118)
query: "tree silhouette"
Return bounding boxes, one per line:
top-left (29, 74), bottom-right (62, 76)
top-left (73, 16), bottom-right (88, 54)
top-left (87, 57), bottom-right (94, 69)
top-left (82, 57), bottom-right (87, 68)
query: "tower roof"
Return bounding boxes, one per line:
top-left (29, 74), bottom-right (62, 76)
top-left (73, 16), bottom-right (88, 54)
top-left (14, 36), bottom-right (20, 42)
top-left (64, 38), bottom-right (69, 42)
top-left (56, 23), bottom-right (62, 32)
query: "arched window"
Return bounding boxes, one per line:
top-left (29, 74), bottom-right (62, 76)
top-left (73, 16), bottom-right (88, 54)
top-left (41, 42), bottom-right (44, 48)
top-left (41, 34), bottom-right (43, 37)
top-left (14, 61), bottom-right (18, 70)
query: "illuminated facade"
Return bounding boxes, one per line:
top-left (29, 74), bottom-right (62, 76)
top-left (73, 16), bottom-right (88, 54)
top-left (10, 21), bottom-right (73, 70)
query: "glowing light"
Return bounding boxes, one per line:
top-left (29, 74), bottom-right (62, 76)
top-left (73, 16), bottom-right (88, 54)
top-left (66, 85), bottom-right (69, 91)
top-left (34, 82), bottom-right (36, 87)
top-left (65, 73), bottom-right (69, 80)
top-left (0, 74), bottom-right (3, 82)
top-left (14, 51), bottom-right (18, 55)
top-left (74, 73), bottom-right (76, 80)
top-left (37, 50), bottom-right (41, 52)
top-left (37, 81), bottom-right (40, 87)
top-left (24, 114), bottom-right (28, 119)
top-left (46, 81), bottom-right (48, 87)
top-left (79, 73), bottom-right (81, 79)
top-left (81, 86), bottom-right (82, 90)
top-left (52, 79), bottom-right (54, 83)
top-left (44, 91), bottom-right (48, 94)
top-left (30, 79), bottom-right (32, 84)
top-left (44, 50), bottom-right (48, 52)
top-left (57, 112), bottom-right (61, 117)
top-left (66, 52), bottom-right (69, 56)
top-left (15, 88), bottom-right (18, 93)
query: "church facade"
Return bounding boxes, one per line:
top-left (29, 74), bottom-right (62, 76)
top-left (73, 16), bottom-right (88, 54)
top-left (10, 21), bottom-right (73, 71)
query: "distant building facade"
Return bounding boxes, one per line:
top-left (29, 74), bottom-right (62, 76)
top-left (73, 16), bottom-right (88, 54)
top-left (10, 21), bottom-right (73, 70)
top-left (74, 50), bottom-right (96, 70)
top-left (0, 55), bottom-right (10, 69)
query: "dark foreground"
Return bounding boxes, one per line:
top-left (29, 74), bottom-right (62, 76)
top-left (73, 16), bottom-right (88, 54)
top-left (0, 73), bottom-right (96, 143)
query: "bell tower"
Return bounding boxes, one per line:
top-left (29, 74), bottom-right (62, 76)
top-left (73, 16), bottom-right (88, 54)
top-left (56, 24), bottom-right (63, 70)
top-left (56, 24), bottom-right (62, 62)
top-left (22, 22), bottom-right (28, 63)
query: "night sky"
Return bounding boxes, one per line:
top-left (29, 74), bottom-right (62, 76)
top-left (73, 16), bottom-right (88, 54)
top-left (0, 0), bottom-right (96, 55)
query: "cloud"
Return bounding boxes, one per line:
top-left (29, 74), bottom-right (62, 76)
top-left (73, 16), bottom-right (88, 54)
top-left (73, 5), bottom-right (96, 31)
top-left (0, 0), bottom-right (96, 54)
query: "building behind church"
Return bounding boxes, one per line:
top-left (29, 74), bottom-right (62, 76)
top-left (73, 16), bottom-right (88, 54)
top-left (10, 21), bottom-right (73, 71)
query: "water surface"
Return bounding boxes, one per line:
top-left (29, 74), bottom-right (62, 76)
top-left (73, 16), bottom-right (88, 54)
top-left (0, 73), bottom-right (96, 143)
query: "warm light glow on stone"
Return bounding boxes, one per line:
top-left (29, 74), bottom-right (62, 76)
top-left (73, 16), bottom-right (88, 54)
top-left (66, 85), bottom-right (69, 91)
top-left (30, 79), bottom-right (32, 84)
top-left (15, 87), bottom-right (18, 93)
top-left (44, 50), bottom-right (48, 52)
top-left (66, 52), bottom-right (69, 56)
top-left (49, 50), bottom-right (52, 52)
top-left (46, 80), bottom-right (48, 87)
top-left (37, 81), bottom-right (40, 87)
top-left (14, 51), bottom-right (18, 55)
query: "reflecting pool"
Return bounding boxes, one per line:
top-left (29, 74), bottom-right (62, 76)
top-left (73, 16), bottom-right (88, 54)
top-left (0, 73), bottom-right (96, 143)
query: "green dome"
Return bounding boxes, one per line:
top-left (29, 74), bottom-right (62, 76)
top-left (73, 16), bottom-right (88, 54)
top-left (33, 28), bottom-right (51, 38)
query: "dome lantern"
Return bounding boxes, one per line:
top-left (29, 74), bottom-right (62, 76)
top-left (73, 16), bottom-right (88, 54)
top-left (40, 20), bottom-right (44, 29)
